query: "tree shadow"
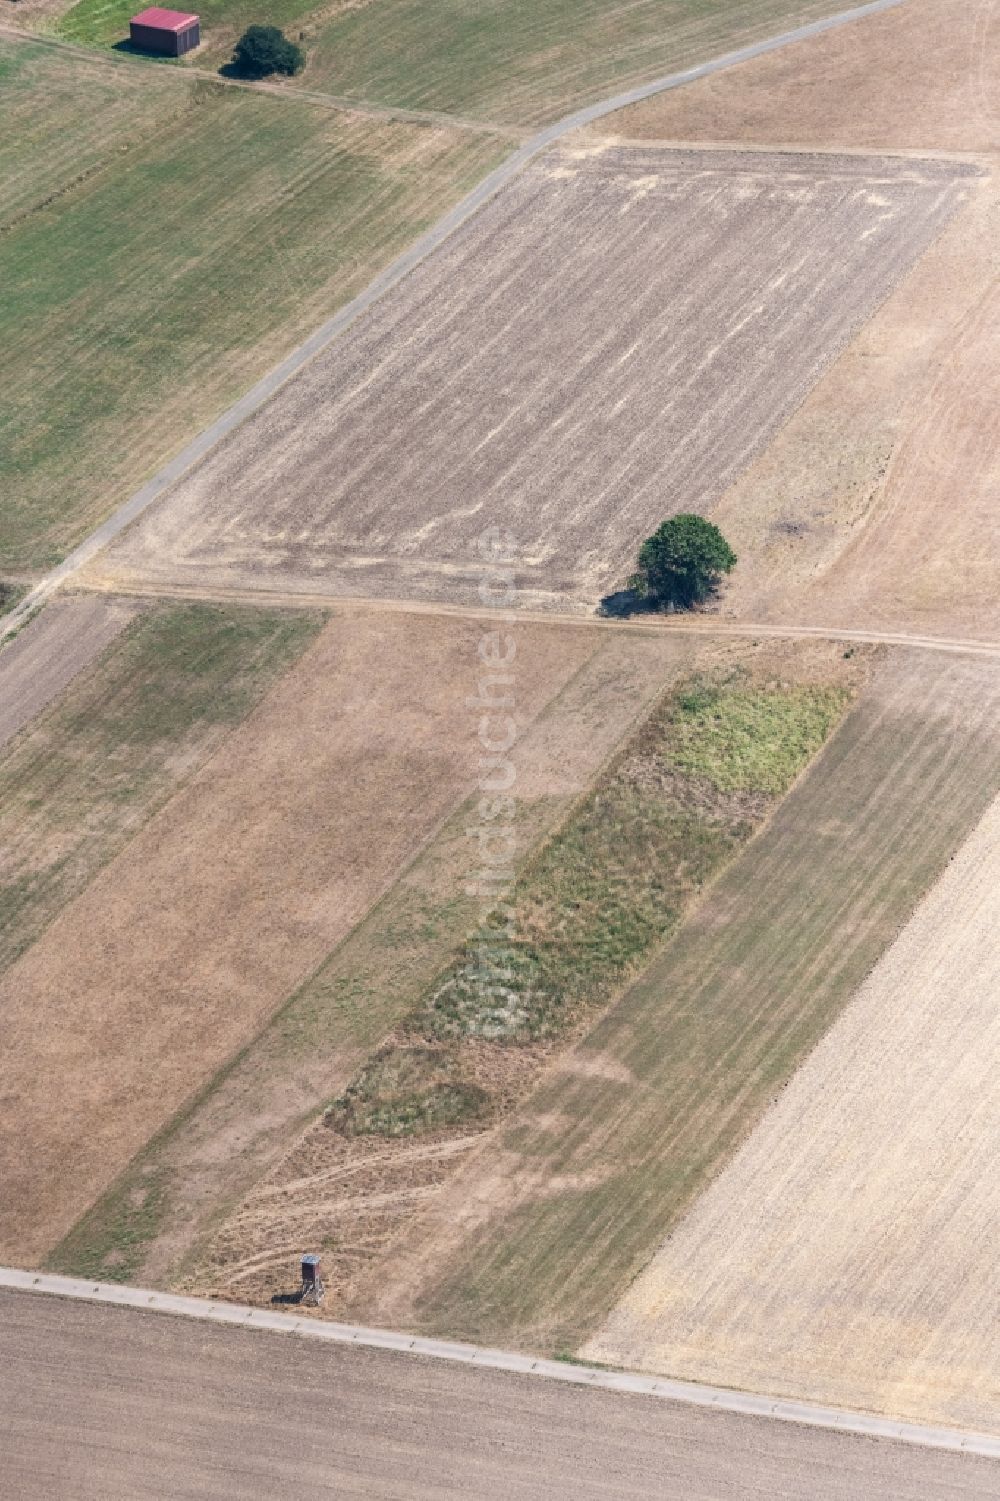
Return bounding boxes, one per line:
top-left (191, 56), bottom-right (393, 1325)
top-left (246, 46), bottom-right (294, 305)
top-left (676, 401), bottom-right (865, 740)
top-left (596, 588), bottom-right (655, 619)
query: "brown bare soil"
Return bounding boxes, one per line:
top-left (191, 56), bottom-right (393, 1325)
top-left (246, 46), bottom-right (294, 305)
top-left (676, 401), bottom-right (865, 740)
top-left (585, 792), bottom-right (1000, 1435)
top-left (0, 609), bottom-right (597, 1264)
top-left (11, 1292), bottom-right (1000, 1501)
top-left (0, 595), bottom-right (137, 751)
top-left (94, 144), bottom-right (974, 612)
top-left (597, 0), bottom-right (1000, 155)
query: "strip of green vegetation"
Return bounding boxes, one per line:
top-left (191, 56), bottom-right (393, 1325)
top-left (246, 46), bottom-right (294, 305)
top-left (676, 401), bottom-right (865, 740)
top-left (405, 653), bottom-right (1000, 1353)
top-left (1, 38), bottom-right (505, 570)
top-left (0, 602), bottom-right (323, 978)
top-left (325, 669), bottom-right (848, 1140)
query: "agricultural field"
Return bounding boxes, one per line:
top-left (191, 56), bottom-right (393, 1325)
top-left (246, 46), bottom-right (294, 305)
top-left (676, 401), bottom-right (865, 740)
top-left (95, 145), bottom-right (974, 612)
top-left (3, 0), bottom-right (1000, 1467)
top-left (324, 649), bottom-right (1000, 1353)
top-left (50, 630), bottom-right (698, 1286)
top-left (0, 601), bottom-right (320, 987)
top-left (0, 36), bottom-right (506, 573)
top-left (50, 0), bottom-right (866, 123)
top-left (586, 0), bottom-right (1000, 641)
top-left (173, 636), bottom-right (864, 1311)
top-left (586, 792), bottom-right (1000, 1435)
top-left (1, 608), bottom-right (636, 1266)
top-left (602, 0), bottom-right (1000, 154)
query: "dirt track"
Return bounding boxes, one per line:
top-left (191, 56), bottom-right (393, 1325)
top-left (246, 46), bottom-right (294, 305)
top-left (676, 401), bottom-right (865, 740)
top-left (5, 1289), bottom-right (1000, 1500)
top-left (585, 792), bottom-right (1000, 1432)
top-left (0, 596), bottom-right (136, 751)
top-left (95, 145), bottom-right (974, 611)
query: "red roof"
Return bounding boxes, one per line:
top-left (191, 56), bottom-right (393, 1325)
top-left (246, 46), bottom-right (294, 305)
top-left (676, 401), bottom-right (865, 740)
top-left (131, 7), bottom-right (198, 29)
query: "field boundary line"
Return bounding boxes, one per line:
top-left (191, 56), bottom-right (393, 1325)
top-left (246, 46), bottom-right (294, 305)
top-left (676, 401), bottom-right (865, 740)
top-left (74, 580), bottom-right (1000, 659)
top-left (2, 1268), bottom-right (998, 1458)
top-left (0, 0), bottom-right (915, 645)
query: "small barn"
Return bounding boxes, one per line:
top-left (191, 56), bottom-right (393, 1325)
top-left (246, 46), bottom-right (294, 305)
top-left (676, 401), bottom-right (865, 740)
top-left (129, 7), bottom-right (200, 55)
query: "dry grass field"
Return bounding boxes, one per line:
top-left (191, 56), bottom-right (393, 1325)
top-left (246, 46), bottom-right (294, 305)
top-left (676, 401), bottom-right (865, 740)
top-left (336, 650), bottom-right (1000, 1353)
top-left (0, 36), bottom-right (505, 572)
top-left (0, 610), bottom-right (604, 1266)
top-left (97, 145), bottom-right (974, 611)
top-left (586, 792), bottom-right (1000, 1434)
top-left (49, 630), bottom-right (698, 1286)
top-left (602, 0), bottom-right (1000, 155)
top-left (0, 602), bottom-right (321, 987)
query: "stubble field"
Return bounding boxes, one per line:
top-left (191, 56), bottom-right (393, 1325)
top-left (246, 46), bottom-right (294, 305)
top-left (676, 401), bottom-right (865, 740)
top-left (96, 144), bottom-right (975, 611)
top-left (586, 792), bottom-right (1000, 1434)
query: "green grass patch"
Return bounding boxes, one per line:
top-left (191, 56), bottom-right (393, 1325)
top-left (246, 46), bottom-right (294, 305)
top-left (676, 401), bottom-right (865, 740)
top-left (52, 1165), bottom-right (171, 1284)
top-left (661, 671), bottom-right (847, 794)
top-left (0, 601), bottom-right (323, 978)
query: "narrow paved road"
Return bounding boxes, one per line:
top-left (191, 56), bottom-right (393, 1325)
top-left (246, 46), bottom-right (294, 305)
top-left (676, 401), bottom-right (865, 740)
top-left (3, 1290), bottom-right (997, 1499)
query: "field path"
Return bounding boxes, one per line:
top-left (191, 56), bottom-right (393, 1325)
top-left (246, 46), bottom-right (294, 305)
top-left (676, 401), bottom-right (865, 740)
top-left (0, 0), bottom-right (914, 644)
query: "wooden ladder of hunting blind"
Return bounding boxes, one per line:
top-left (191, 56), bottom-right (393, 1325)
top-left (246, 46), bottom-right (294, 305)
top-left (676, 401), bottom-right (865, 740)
top-left (300, 1254), bottom-right (324, 1305)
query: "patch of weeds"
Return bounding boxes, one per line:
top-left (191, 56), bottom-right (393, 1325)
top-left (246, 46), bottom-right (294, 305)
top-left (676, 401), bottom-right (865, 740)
top-left (47, 1166), bottom-right (170, 1283)
top-left (328, 1044), bottom-right (491, 1138)
top-left (656, 669), bottom-right (848, 796)
top-left (332, 667), bottom-right (852, 1124)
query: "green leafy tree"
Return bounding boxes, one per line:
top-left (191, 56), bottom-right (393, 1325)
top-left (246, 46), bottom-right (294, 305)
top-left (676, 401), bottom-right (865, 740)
top-left (231, 25), bottom-right (304, 78)
top-left (630, 514), bottom-right (737, 610)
